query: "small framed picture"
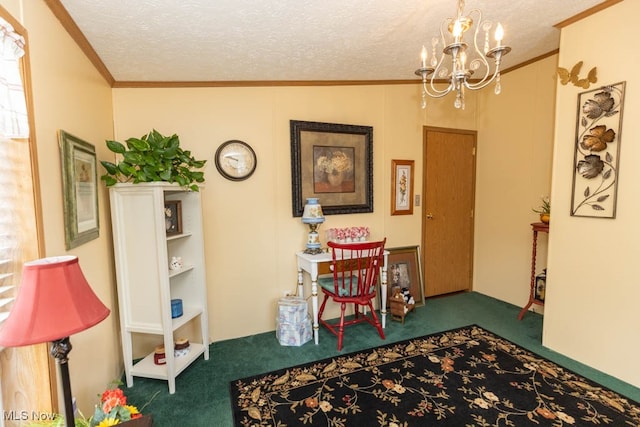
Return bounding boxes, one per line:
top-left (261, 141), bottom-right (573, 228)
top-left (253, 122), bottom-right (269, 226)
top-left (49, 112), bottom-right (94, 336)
top-left (386, 245), bottom-right (424, 307)
top-left (164, 200), bottom-right (182, 235)
top-left (391, 159), bottom-right (414, 215)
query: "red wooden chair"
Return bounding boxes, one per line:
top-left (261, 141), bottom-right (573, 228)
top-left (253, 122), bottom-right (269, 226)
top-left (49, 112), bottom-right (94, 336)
top-left (317, 239), bottom-right (386, 351)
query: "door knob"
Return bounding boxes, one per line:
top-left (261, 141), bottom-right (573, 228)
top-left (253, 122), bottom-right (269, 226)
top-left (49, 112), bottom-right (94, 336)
top-left (426, 213), bottom-right (434, 219)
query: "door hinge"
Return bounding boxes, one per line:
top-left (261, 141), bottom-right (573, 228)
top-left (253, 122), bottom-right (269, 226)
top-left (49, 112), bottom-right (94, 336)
top-left (472, 147), bottom-right (476, 156)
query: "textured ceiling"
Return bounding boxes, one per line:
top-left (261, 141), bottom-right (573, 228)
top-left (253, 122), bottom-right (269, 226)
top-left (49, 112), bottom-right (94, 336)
top-left (57, 0), bottom-right (605, 83)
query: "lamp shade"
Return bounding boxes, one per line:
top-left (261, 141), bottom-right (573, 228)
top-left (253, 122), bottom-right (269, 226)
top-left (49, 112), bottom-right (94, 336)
top-left (0, 256), bottom-right (110, 346)
top-left (301, 198), bottom-right (324, 224)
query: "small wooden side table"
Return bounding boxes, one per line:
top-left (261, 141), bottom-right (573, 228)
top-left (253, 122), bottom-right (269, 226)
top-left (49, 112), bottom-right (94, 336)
top-left (518, 222), bottom-right (549, 320)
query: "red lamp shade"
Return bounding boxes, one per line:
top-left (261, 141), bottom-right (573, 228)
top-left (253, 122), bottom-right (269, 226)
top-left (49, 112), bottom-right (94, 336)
top-left (0, 256), bottom-right (110, 346)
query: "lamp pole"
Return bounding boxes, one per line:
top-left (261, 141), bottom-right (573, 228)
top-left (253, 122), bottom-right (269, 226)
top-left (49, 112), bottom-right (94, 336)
top-left (50, 337), bottom-right (75, 427)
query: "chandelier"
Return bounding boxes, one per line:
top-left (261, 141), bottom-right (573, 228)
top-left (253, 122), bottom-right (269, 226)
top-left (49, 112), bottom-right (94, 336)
top-left (414, 0), bottom-right (511, 109)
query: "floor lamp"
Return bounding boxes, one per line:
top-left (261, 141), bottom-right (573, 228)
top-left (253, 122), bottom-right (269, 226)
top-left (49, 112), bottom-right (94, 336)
top-left (0, 256), bottom-right (110, 427)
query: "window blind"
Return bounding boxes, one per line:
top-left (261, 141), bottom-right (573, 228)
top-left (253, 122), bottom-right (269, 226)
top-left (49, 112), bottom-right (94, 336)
top-left (0, 16), bottom-right (33, 329)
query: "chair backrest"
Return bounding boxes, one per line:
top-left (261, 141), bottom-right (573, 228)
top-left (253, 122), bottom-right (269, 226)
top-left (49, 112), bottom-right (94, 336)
top-left (327, 239), bottom-right (386, 298)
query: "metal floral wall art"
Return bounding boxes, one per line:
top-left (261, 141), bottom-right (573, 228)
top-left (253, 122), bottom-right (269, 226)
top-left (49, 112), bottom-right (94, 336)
top-left (571, 82), bottom-right (625, 218)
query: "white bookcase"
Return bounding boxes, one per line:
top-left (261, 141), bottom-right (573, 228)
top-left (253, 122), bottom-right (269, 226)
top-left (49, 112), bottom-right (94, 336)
top-left (109, 182), bottom-right (209, 394)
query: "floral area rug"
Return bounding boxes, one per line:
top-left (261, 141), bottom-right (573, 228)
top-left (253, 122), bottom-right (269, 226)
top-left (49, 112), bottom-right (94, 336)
top-left (230, 325), bottom-right (640, 426)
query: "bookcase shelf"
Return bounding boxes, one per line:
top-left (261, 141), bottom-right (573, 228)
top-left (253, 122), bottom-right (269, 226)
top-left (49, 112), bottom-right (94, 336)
top-left (109, 182), bottom-right (210, 394)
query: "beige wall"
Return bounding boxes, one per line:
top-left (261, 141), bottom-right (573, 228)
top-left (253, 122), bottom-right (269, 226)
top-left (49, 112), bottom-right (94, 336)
top-left (112, 86), bottom-right (476, 345)
top-left (474, 56), bottom-right (556, 306)
top-left (544, 0), bottom-right (640, 388)
top-left (1, 0), bottom-right (120, 416)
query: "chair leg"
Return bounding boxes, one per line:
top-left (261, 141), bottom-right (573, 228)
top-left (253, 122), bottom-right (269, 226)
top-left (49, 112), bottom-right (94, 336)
top-left (318, 293), bottom-right (330, 321)
top-left (368, 302), bottom-right (385, 340)
top-left (337, 302), bottom-right (347, 351)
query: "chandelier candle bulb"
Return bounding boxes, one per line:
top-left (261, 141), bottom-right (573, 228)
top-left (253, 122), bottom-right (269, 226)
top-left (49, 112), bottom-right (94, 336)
top-left (421, 45), bottom-right (427, 68)
top-left (495, 23), bottom-right (504, 45)
top-left (453, 19), bottom-right (462, 40)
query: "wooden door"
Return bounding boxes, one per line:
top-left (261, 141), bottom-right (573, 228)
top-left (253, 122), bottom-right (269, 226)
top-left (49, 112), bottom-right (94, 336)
top-left (422, 127), bottom-right (476, 297)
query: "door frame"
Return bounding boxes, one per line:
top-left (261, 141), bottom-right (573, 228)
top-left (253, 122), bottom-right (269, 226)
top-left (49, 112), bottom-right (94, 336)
top-left (421, 125), bottom-right (477, 297)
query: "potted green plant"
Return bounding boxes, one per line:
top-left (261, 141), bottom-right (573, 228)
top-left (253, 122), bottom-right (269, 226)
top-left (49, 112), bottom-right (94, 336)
top-left (532, 196), bottom-right (551, 224)
top-left (100, 129), bottom-right (206, 191)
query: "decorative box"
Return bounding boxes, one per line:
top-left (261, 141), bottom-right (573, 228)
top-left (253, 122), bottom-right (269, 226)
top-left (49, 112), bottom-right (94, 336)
top-left (276, 317), bottom-right (312, 346)
top-left (389, 287), bottom-right (415, 324)
top-left (277, 296), bottom-right (308, 324)
top-left (171, 299), bottom-right (183, 318)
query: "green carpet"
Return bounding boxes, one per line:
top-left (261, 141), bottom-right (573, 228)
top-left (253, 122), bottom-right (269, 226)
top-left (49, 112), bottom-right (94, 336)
top-left (122, 292), bottom-right (640, 426)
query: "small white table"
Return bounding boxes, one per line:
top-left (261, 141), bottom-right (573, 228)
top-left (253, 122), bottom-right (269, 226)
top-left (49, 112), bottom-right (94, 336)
top-left (295, 250), bottom-right (389, 345)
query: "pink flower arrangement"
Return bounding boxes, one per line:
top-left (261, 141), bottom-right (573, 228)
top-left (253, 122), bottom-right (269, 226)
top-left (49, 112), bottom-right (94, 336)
top-left (326, 227), bottom-right (370, 243)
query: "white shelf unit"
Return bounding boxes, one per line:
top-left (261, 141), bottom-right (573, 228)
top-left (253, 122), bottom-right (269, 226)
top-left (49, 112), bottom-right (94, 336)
top-left (109, 182), bottom-right (209, 394)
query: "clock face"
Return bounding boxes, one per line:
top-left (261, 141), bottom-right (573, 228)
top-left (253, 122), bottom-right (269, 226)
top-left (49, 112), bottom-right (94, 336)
top-left (214, 140), bottom-right (257, 181)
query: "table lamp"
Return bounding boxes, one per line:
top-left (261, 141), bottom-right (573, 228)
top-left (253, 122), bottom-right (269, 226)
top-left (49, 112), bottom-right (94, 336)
top-left (0, 256), bottom-right (110, 427)
top-left (301, 198), bottom-right (325, 254)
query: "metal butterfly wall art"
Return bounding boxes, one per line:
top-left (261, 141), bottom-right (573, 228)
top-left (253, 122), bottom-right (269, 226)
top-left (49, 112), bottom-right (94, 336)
top-left (557, 61), bottom-right (597, 89)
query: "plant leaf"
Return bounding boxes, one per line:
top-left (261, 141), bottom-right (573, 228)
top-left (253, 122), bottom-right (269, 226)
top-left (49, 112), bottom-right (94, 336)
top-left (101, 175), bottom-right (117, 186)
top-left (126, 138), bottom-right (151, 151)
top-left (592, 204), bottom-right (605, 210)
top-left (583, 187), bottom-right (590, 197)
top-left (100, 161), bottom-right (118, 175)
top-left (106, 140), bottom-right (126, 154)
top-left (123, 152), bottom-right (145, 165)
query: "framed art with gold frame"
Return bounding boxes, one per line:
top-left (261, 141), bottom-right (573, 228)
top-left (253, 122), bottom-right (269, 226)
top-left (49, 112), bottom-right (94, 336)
top-left (391, 159), bottom-right (414, 215)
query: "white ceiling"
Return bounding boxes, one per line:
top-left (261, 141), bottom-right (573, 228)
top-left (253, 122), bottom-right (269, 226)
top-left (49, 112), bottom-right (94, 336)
top-left (57, 0), bottom-right (605, 83)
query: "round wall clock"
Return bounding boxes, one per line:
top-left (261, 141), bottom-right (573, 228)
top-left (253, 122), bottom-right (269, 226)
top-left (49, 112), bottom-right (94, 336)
top-left (214, 140), bottom-right (257, 181)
